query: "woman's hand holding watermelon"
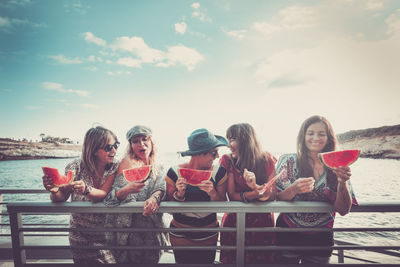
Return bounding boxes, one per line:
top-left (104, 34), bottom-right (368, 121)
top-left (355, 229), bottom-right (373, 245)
top-left (332, 166), bottom-right (352, 184)
top-left (42, 175), bottom-right (57, 192)
top-left (175, 177), bottom-right (187, 197)
top-left (198, 180), bottom-right (217, 198)
top-left (126, 181), bottom-right (146, 193)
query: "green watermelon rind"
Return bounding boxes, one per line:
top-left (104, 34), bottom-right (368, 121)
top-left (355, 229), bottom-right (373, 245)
top-left (318, 149), bottom-right (360, 169)
top-left (123, 165), bottom-right (152, 183)
top-left (178, 168), bottom-right (212, 186)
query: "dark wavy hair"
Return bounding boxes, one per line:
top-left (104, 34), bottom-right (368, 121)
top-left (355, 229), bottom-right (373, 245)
top-left (81, 126), bottom-right (118, 178)
top-left (296, 115), bottom-right (338, 187)
top-left (226, 123), bottom-right (271, 184)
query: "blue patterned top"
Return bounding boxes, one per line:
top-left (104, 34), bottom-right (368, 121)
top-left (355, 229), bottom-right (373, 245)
top-left (276, 154), bottom-right (357, 228)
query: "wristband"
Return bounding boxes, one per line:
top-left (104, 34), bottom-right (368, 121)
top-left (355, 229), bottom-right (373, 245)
top-left (83, 185), bottom-right (92, 195)
top-left (152, 194), bottom-right (161, 204)
top-left (173, 191), bottom-right (185, 201)
top-left (240, 192), bottom-right (249, 203)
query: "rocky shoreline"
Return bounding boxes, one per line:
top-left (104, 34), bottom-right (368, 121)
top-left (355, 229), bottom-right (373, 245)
top-left (0, 138), bottom-right (81, 161)
top-left (337, 124), bottom-right (400, 160)
top-left (1, 124), bottom-right (399, 161)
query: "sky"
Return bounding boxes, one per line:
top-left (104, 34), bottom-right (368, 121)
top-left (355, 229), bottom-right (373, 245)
top-left (1, 0), bottom-right (399, 156)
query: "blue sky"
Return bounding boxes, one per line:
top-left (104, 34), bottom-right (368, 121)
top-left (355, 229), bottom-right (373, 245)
top-left (1, 0), bottom-right (399, 155)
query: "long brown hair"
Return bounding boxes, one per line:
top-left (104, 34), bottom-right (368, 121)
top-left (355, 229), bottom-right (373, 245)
top-left (296, 115), bottom-right (338, 183)
top-left (226, 123), bottom-right (269, 184)
top-left (81, 126), bottom-right (118, 178)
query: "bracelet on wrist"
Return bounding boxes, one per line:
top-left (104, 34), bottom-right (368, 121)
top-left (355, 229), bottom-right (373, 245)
top-left (83, 184), bottom-right (92, 196)
top-left (152, 194), bottom-right (161, 204)
top-left (240, 192), bottom-right (249, 203)
top-left (173, 191), bottom-right (185, 201)
top-left (50, 187), bottom-right (60, 194)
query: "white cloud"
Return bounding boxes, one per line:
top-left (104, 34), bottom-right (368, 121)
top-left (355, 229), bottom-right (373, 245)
top-left (116, 57), bottom-right (142, 68)
top-left (158, 45), bottom-right (204, 71)
top-left (0, 17), bottom-right (11, 27)
top-left (191, 3), bottom-right (200, 9)
top-left (83, 32), bottom-right (107, 46)
top-left (42, 82), bottom-right (89, 97)
top-left (111, 36), bottom-right (165, 63)
top-left (221, 27), bottom-right (246, 40)
top-left (49, 54), bottom-right (82, 64)
top-left (252, 5), bottom-right (316, 37)
top-left (191, 2), bottom-right (211, 22)
top-left (175, 21), bottom-right (187, 34)
top-left (365, 0), bottom-right (384, 10)
top-left (386, 9), bottom-right (400, 35)
top-left (0, 16), bottom-right (45, 29)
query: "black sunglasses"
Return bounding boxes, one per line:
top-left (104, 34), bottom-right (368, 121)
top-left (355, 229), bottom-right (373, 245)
top-left (101, 141), bottom-right (120, 152)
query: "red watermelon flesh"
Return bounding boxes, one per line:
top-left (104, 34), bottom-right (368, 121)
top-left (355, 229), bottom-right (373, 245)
top-left (123, 165), bottom-right (152, 183)
top-left (178, 168), bottom-right (212, 186)
top-left (318, 149), bottom-right (360, 169)
top-left (258, 169), bottom-right (285, 195)
top-left (42, 167), bottom-right (74, 187)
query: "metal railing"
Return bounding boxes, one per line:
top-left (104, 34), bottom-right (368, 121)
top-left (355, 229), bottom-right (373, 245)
top-left (4, 200), bottom-right (400, 267)
top-left (1, 189), bottom-right (400, 266)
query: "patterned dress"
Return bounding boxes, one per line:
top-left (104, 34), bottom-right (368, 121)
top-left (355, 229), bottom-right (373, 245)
top-left (165, 164), bottom-right (227, 264)
top-left (275, 154), bottom-right (358, 257)
top-left (219, 153), bottom-right (276, 264)
top-left (66, 158), bottom-right (119, 263)
top-left (103, 164), bottom-right (168, 264)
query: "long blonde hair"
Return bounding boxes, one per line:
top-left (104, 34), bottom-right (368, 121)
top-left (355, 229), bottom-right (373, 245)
top-left (125, 135), bottom-right (159, 177)
top-left (81, 126), bottom-right (117, 178)
top-left (226, 123), bottom-right (269, 184)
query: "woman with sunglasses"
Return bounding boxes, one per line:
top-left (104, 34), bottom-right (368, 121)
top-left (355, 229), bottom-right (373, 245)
top-left (164, 128), bottom-right (228, 264)
top-left (103, 125), bottom-right (167, 264)
top-left (219, 123), bottom-right (277, 264)
top-left (42, 126), bottom-right (120, 264)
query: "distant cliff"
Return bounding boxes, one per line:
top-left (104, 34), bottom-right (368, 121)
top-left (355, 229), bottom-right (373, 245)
top-left (337, 124), bottom-right (400, 160)
top-left (0, 138), bottom-right (81, 161)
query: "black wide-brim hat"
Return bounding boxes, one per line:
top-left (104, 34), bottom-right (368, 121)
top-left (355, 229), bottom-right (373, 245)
top-left (180, 128), bottom-right (228, 157)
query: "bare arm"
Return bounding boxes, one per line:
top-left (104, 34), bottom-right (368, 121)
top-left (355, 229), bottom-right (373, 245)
top-left (333, 166), bottom-right (352, 216)
top-left (84, 174), bottom-right (116, 203)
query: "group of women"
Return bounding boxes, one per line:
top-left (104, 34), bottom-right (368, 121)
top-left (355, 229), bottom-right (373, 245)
top-left (42, 115), bottom-right (357, 265)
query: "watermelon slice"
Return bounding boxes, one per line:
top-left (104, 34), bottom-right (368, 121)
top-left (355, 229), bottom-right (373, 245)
top-left (178, 168), bottom-right (212, 186)
top-left (42, 167), bottom-right (75, 187)
top-left (258, 169), bottom-right (285, 195)
top-left (318, 149), bottom-right (360, 169)
top-left (122, 165), bottom-right (152, 183)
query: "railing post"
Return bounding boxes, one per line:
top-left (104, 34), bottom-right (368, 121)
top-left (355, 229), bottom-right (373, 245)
top-left (9, 210), bottom-right (26, 267)
top-left (236, 212), bottom-right (245, 267)
top-left (338, 249), bottom-right (344, 263)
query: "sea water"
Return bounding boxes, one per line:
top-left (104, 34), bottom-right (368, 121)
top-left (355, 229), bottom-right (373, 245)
top-left (0, 155), bottom-right (399, 262)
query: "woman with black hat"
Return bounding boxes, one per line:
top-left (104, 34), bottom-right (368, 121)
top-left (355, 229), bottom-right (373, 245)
top-left (164, 128), bottom-right (228, 264)
top-left (103, 125), bottom-right (168, 264)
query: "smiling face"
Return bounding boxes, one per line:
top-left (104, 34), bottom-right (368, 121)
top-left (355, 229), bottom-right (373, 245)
top-left (305, 122), bottom-right (328, 154)
top-left (95, 134), bottom-right (118, 164)
top-left (228, 138), bottom-right (239, 158)
top-left (130, 135), bottom-right (153, 163)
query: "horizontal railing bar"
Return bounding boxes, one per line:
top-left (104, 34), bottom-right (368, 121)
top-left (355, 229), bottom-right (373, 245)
top-left (20, 245), bottom-right (400, 251)
top-left (7, 201), bottom-right (400, 214)
top-left (17, 226), bottom-right (400, 233)
top-left (0, 189), bottom-right (48, 194)
top-left (14, 264), bottom-right (400, 267)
